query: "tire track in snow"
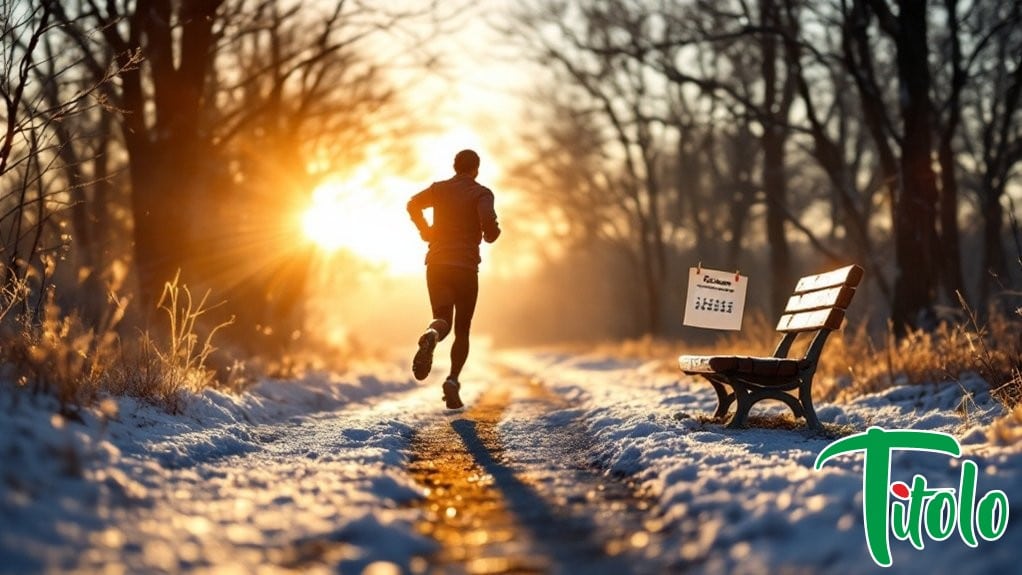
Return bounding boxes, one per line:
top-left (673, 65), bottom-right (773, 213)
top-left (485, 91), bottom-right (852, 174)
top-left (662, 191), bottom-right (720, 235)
top-left (409, 371), bottom-right (668, 574)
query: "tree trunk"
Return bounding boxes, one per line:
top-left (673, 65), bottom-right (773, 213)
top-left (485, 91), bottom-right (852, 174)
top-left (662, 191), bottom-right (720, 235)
top-left (636, 211), bottom-right (662, 336)
top-left (90, 112), bottom-right (113, 258)
top-left (780, 0), bottom-right (895, 304)
top-left (726, 191), bottom-right (751, 272)
top-left (936, 0), bottom-right (967, 304)
top-left (843, 0), bottom-right (901, 232)
top-left (127, 145), bottom-right (194, 310)
top-left (642, 142), bottom-right (667, 335)
top-left (116, 0), bottom-right (223, 311)
top-left (763, 132), bottom-right (792, 318)
top-left (937, 135), bottom-right (966, 302)
top-left (760, 0), bottom-right (794, 318)
top-left (979, 192), bottom-right (1008, 303)
top-left (890, 0), bottom-right (941, 334)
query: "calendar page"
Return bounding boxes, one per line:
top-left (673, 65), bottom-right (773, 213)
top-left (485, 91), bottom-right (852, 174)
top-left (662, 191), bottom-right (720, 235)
top-left (683, 267), bottom-right (748, 330)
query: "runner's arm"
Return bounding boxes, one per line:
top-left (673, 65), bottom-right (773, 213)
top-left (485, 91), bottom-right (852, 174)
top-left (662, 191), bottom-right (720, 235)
top-left (478, 190), bottom-right (501, 243)
top-left (407, 187), bottom-right (434, 241)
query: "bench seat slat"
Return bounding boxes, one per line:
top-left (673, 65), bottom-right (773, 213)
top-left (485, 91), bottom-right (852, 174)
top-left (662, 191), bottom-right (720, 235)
top-left (775, 307), bottom-right (845, 332)
top-left (785, 285), bottom-right (856, 313)
top-left (793, 264), bottom-right (864, 294)
top-left (679, 355), bottom-right (806, 378)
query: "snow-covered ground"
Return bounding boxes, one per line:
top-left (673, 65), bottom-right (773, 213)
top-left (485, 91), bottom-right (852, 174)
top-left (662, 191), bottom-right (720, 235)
top-left (2, 348), bottom-right (1020, 574)
top-left (500, 351), bottom-right (1021, 574)
top-left (0, 359), bottom-right (488, 574)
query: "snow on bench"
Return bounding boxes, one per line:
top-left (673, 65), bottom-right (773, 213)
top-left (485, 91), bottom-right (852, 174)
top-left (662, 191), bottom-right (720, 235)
top-left (679, 264), bottom-right (864, 431)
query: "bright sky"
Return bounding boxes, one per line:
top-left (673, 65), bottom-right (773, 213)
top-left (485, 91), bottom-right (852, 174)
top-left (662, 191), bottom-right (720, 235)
top-left (302, 1), bottom-right (532, 276)
top-left (302, 127), bottom-right (499, 275)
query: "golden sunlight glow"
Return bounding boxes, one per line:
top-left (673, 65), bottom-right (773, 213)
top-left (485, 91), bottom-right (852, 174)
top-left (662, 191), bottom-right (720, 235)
top-left (416, 125), bottom-right (501, 181)
top-left (302, 128), bottom-right (500, 276)
top-left (302, 175), bottom-right (426, 275)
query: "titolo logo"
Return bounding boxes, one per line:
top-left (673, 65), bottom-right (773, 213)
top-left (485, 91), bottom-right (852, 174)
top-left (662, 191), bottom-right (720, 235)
top-left (814, 427), bottom-right (1009, 567)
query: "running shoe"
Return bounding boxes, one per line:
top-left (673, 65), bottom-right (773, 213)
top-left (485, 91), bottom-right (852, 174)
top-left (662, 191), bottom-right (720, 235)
top-left (412, 329), bottom-right (438, 381)
top-left (442, 377), bottom-right (463, 409)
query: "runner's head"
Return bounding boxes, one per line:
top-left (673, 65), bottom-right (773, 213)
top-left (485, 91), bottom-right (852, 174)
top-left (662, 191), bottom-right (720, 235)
top-left (454, 149), bottom-right (480, 176)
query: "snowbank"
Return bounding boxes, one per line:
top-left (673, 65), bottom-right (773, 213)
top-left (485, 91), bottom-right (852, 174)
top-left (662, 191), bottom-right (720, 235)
top-left (498, 351), bottom-right (1021, 574)
top-left (0, 359), bottom-right (463, 573)
top-left (4, 346), bottom-right (1019, 574)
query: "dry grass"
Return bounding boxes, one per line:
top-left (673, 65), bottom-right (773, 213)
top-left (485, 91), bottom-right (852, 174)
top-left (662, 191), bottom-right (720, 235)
top-left (815, 307), bottom-right (1022, 406)
top-left (0, 269), bottom-right (234, 413)
top-left (597, 305), bottom-right (1022, 441)
top-left (588, 312), bottom-right (816, 374)
top-left (1, 290), bottom-right (123, 406)
top-left (603, 306), bottom-right (1022, 413)
top-left (587, 313), bottom-right (785, 372)
top-left (148, 272), bottom-right (234, 396)
top-left (988, 403), bottom-right (1022, 445)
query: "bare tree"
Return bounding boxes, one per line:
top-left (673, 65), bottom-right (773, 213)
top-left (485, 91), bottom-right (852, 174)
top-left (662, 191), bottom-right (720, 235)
top-left (2, 1), bottom-right (115, 304)
top-left (957, 1), bottom-right (1022, 304)
top-left (582, 0), bottom-right (804, 316)
top-left (43, 0), bottom-right (227, 310)
top-left (42, 0), bottom-right (438, 352)
top-left (505, 0), bottom-right (686, 334)
top-left (203, 0), bottom-right (408, 351)
top-left (776, 0), bottom-right (892, 300)
top-left (506, 0), bottom-right (1021, 338)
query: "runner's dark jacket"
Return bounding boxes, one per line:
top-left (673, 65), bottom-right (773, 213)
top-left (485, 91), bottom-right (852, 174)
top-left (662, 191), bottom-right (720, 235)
top-left (407, 173), bottom-right (501, 270)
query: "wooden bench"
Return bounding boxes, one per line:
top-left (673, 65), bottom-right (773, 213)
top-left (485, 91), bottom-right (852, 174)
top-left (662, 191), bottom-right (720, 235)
top-left (678, 264), bottom-right (864, 431)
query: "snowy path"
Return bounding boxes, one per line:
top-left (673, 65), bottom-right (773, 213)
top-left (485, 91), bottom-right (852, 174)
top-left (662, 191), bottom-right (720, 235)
top-left (409, 369), bottom-right (668, 574)
top-left (55, 379), bottom-right (439, 574)
top-left (71, 364), bottom-right (665, 574)
top-left (3, 350), bottom-right (1021, 574)
top-left (1, 354), bottom-right (666, 574)
top-left (2, 365), bottom-right (444, 574)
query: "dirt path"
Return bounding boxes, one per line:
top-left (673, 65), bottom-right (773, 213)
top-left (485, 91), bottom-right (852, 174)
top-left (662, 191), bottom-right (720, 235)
top-left (408, 373), bottom-right (669, 574)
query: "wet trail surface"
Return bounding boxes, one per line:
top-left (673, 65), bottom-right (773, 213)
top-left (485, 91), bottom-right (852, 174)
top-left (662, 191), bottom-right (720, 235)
top-left (409, 372), bottom-right (671, 574)
top-left (48, 362), bottom-right (673, 574)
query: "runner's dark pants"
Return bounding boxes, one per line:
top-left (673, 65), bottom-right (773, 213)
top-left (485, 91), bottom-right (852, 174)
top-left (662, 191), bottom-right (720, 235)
top-left (426, 264), bottom-right (478, 379)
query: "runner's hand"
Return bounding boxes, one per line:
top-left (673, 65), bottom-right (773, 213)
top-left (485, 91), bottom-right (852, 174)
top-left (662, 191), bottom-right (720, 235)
top-left (419, 226), bottom-right (433, 242)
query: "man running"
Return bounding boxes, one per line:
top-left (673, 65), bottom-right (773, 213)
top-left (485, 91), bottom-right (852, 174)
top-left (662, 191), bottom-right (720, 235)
top-left (407, 149), bottom-right (501, 409)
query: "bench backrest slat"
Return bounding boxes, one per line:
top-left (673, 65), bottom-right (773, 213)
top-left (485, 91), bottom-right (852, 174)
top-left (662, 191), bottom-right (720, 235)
top-left (775, 264), bottom-right (863, 333)
top-left (776, 307), bottom-right (846, 332)
top-left (784, 285), bottom-right (856, 313)
top-left (792, 264), bottom-right (864, 294)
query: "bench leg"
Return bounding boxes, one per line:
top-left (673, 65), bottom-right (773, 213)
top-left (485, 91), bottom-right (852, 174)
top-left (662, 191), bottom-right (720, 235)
top-left (798, 376), bottom-right (823, 432)
top-left (707, 378), bottom-right (735, 419)
top-left (703, 374), bottom-right (824, 432)
top-left (726, 386), bottom-right (752, 429)
top-left (727, 385), bottom-right (804, 430)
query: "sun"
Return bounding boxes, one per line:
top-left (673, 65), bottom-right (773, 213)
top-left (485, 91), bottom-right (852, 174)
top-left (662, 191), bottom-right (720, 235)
top-left (302, 174), bottom-right (425, 275)
top-left (301, 128), bottom-right (500, 275)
